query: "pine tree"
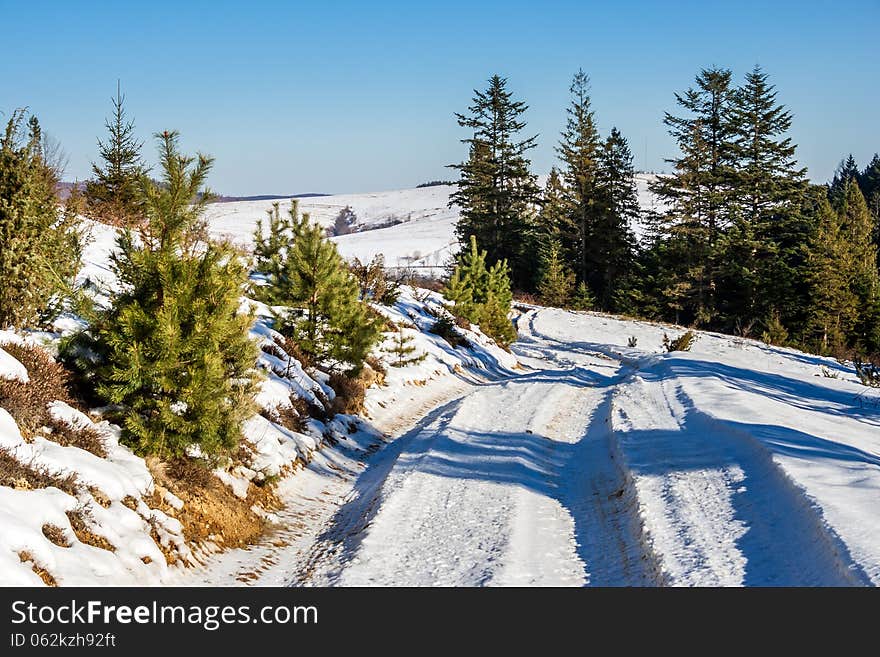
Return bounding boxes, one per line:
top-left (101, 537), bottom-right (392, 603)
top-left (804, 189), bottom-right (858, 353)
top-left (840, 180), bottom-right (880, 351)
top-left (828, 154), bottom-right (860, 210)
top-left (449, 75), bottom-right (540, 289)
top-left (275, 218), bottom-right (380, 372)
top-left (82, 131), bottom-right (259, 458)
top-left (570, 281), bottom-right (595, 311)
top-left (0, 110), bottom-right (84, 328)
top-left (537, 240), bottom-right (574, 307)
top-left (444, 235), bottom-right (516, 346)
top-left (557, 69), bottom-right (602, 286)
top-left (594, 127), bottom-right (639, 309)
top-left (385, 325), bottom-right (426, 367)
top-left (85, 82), bottom-right (146, 227)
top-left (253, 200), bottom-right (306, 304)
top-left (719, 66), bottom-right (808, 333)
top-left (537, 167), bottom-right (573, 246)
top-left (650, 67), bottom-right (737, 326)
top-left (859, 154), bottom-right (880, 247)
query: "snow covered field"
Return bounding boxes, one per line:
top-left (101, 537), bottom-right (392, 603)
top-left (203, 174), bottom-right (662, 274)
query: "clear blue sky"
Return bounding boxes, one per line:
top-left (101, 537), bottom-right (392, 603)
top-left (1, 0), bottom-right (877, 195)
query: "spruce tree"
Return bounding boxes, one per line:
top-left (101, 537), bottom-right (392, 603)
top-left (839, 180), bottom-right (880, 351)
top-left (570, 281), bottom-right (596, 311)
top-left (82, 131), bottom-right (259, 458)
top-left (0, 110), bottom-right (84, 328)
top-left (85, 83), bottom-right (146, 227)
top-left (828, 154), bottom-right (860, 210)
top-left (860, 154), bottom-right (880, 248)
top-left (594, 127), bottom-right (639, 310)
top-left (537, 240), bottom-right (574, 307)
top-left (537, 167), bottom-right (573, 247)
top-left (275, 218), bottom-right (380, 372)
top-left (719, 66), bottom-right (808, 334)
top-left (557, 69), bottom-right (602, 286)
top-left (650, 67), bottom-right (737, 325)
top-left (449, 75), bottom-right (540, 289)
top-left (804, 189), bottom-right (858, 353)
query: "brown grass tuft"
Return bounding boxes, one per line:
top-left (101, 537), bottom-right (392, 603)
top-left (66, 510), bottom-right (115, 552)
top-left (0, 447), bottom-right (78, 496)
top-left (18, 552), bottom-right (57, 586)
top-left (46, 418), bottom-right (108, 458)
top-left (329, 372), bottom-right (366, 416)
top-left (0, 342), bottom-right (71, 435)
top-left (42, 524), bottom-right (70, 547)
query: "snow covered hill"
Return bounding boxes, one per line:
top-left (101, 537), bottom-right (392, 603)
top-left (203, 174), bottom-right (662, 274)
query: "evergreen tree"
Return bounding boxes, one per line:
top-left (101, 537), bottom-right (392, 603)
top-left (859, 154), bottom-right (880, 247)
top-left (537, 240), bottom-right (574, 307)
top-left (275, 218), bottom-right (380, 372)
top-left (839, 180), bottom-right (880, 351)
top-left (594, 127), bottom-right (639, 309)
top-left (557, 69), bottom-right (602, 286)
top-left (804, 189), bottom-right (858, 353)
top-left (252, 200), bottom-right (306, 304)
top-left (85, 83), bottom-right (146, 227)
top-left (444, 235), bottom-right (516, 346)
top-left (0, 110), bottom-right (84, 328)
top-left (385, 326), bottom-right (426, 367)
top-left (570, 281), bottom-right (596, 311)
top-left (719, 66), bottom-right (808, 334)
top-left (828, 154), bottom-right (860, 210)
top-left (449, 75), bottom-right (540, 289)
top-left (81, 131), bottom-right (259, 458)
top-left (537, 167), bottom-right (573, 246)
top-left (650, 67), bottom-right (737, 325)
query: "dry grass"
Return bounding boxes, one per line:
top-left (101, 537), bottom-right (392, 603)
top-left (66, 510), bottom-right (115, 552)
top-left (329, 372), bottom-right (366, 416)
top-left (147, 458), bottom-right (267, 550)
top-left (18, 552), bottom-right (57, 586)
top-left (46, 418), bottom-right (107, 458)
top-left (41, 524), bottom-right (70, 547)
top-left (0, 341), bottom-right (71, 435)
top-left (0, 447), bottom-right (78, 496)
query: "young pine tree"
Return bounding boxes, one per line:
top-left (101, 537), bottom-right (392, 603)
top-left (252, 200), bottom-right (306, 304)
top-left (537, 240), bottom-right (575, 308)
top-left (83, 131), bottom-right (259, 458)
top-left (85, 83), bottom-right (146, 227)
top-left (385, 326), bottom-right (426, 367)
top-left (557, 69), bottom-right (602, 287)
top-left (804, 188), bottom-right (859, 354)
top-left (449, 75), bottom-right (540, 289)
top-left (444, 235), bottom-right (516, 347)
top-left (0, 110), bottom-right (84, 328)
top-left (275, 219), bottom-right (380, 373)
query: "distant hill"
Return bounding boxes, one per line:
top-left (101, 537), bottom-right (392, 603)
top-left (55, 182), bottom-right (328, 204)
top-left (211, 193), bottom-right (329, 203)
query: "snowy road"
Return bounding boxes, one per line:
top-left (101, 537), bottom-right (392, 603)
top-left (296, 308), bottom-right (878, 586)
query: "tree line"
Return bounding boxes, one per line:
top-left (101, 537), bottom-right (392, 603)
top-left (449, 67), bottom-right (880, 358)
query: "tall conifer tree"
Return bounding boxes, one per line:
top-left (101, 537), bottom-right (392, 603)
top-left (450, 75), bottom-right (540, 289)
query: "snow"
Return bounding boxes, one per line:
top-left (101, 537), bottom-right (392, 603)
top-left (287, 308), bottom-right (880, 586)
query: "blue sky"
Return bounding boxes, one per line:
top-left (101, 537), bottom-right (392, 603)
top-left (1, 0), bottom-right (877, 195)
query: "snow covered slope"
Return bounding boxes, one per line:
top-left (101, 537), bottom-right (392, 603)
top-left (203, 174), bottom-right (663, 275)
top-left (296, 308), bottom-right (880, 587)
